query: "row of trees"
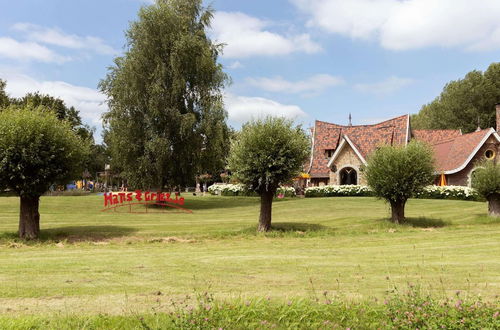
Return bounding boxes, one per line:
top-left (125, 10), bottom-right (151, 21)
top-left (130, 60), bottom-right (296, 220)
top-left (411, 62), bottom-right (500, 132)
top-left (1, 0), bottom-right (499, 240)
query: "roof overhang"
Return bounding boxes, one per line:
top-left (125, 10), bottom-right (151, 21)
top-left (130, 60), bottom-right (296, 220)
top-left (327, 135), bottom-right (367, 168)
top-left (307, 124), bottom-right (316, 173)
top-left (405, 114), bottom-right (410, 146)
top-left (442, 128), bottom-right (500, 175)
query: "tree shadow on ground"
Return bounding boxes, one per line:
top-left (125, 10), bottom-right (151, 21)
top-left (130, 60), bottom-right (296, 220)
top-left (235, 222), bottom-right (333, 237)
top-left (270, 222), bottom-right (330, 232)
top-left (184, 196), bottom-right (259, 211)
top-left (0, 226), bottom-right (139, 243)
top-left (401, 217), bottom-right (449, 228)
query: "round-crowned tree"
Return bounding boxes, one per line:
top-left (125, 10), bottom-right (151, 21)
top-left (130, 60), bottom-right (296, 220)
top-left (471, 160), bottom-right (500, 217)
top-left (364, 141), bottom-right (435, 223)
top-left (0, 105), bottom-right (88, 239)
top-left (228, 117), bottom-right (310, 231)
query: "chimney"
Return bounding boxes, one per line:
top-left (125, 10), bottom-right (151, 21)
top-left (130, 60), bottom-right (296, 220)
top-left (496, 103), bottom-right (500, 132)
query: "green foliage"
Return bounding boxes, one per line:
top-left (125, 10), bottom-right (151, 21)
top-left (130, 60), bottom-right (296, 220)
top-left (208, 183), bottom-right (296, 196)
top-left (0, 105), bottom-right (89, 197)
top-left (0, 79), bottom-right (8, 108)
top-left (412, 62), bottom-right (500, 132)
top-left (10, 92), bottom-right (94, 142)
top-left (0, 290), bottom-right (497, 329)
top-left (305, 185), bottom-right (374, 197)
top-left (365, 141), bottom-right (435, 203)
top-left (228, 117), bottom-right (310, 194)
top-left (100, 0), bottom-right (230, 189)
top-left (471, 160), bottom-right (500, 198)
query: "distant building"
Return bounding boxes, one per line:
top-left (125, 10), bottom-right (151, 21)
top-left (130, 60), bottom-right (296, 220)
top-left (307, 104), bottom-right (500, 187)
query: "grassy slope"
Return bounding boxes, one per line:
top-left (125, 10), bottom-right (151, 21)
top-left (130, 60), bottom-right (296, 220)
top-left (0, 195), bottom-right (499, 315)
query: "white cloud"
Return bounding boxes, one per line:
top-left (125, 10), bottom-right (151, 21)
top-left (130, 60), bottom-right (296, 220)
top-left (246, 74), bottom-right (344, 95)
top-left (212, 11), bottom-right (322, 58)
top-left (12, 23), bottom-right (117, 55)
top-left (354, 76), bottom-right (413, 95)
top-left (1, 69), bottom-right (106, 124)
top-left (224, 93), bottom-right (306, 123)
top-left (227, 61), bottom-right (243, 69)
top-left (292, 0), bottom-right (500, 51)
top-left (0, 37), bottom-right (69, 63)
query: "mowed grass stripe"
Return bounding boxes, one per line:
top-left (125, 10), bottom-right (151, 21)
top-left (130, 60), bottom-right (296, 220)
top-left (0, 195), bottom-right (498, 314)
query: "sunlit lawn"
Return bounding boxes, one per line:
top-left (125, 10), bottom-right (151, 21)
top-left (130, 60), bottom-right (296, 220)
top-left (0, 194), bottom-right (499, 315)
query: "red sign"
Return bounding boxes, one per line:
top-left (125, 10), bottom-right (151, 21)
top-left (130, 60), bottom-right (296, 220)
top-left (101, 190), bottom-right (192, 213)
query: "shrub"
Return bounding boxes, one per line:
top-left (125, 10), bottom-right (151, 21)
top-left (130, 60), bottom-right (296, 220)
top-left (305, 185), bottom-right (373, 197)
top-left (208, 184), bottom-right (296, 197)
top-left (416, 185), bottom-right (480, 201)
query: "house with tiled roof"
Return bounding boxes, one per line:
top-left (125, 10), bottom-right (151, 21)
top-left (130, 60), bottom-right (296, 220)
top-left (307, 104), bottom-right (500, 187)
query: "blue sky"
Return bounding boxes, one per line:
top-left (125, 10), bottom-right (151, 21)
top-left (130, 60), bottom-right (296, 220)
top-left (1, 0), bottom-right (499, 142)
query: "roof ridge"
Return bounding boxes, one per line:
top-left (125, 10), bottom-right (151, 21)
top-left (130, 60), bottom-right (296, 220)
top-left (315, 114), bottom-right (408, 128)
top-left (412, 129), bottom-right (461, 132)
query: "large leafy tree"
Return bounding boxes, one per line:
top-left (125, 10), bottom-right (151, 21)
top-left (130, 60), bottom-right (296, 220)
top-left (412, 62), bottom-right (500, 133)
top-left (100, 0), bottom-right (230, 190)
top-left (0, 105), bottom-right (89, 239)
top-left (364, 141), bottom-right (435, 223)
top-left (228, 117), bottom-right (310, 232)
top-left (11, 92), bottom-right (94, 142)
top-left (472, 160), bottom-right (500, 217)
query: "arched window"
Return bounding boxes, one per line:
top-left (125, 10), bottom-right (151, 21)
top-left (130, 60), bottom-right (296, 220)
top-left (340, 167), bottom-right (357, 185)
top-left (468, 168), bottom-right (479, 187)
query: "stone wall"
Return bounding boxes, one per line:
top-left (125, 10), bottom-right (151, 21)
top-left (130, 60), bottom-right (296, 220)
top-left (329, 143), bottom-right (366, 185)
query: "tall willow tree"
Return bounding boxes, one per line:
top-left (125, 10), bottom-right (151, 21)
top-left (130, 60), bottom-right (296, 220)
top-left (100, 0), bottom-right (230, 189)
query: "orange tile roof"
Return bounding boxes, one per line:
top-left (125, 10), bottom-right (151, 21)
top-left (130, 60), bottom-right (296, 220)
top-left (309, 115), bottom-right (496, 178)
top-left (429, 129), bottom-right (492, 173)
top-left (412, 129), bottom-right (462, 145)
top-left (309, 115), bottom-right (409, 177)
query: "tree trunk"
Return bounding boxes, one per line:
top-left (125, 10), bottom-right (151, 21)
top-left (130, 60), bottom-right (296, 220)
top-left (390, 200), bottom-right (405, 224)
top-left (487, 194), bottom-right (500, 217)
top-left (258, 191), bottom-right (274, 232)
top-left (19, 195), bottom-right (40, 239)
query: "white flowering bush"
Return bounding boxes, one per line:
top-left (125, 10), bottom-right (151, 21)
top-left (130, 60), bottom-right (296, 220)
top-left (208, 184), bottom-right (296, 197)
top-left (304, 184), bottom-right (480, 201)
top-left (416, 185), bottom-right (480, 201)
top-left (305, 185), bottom-right (373, 197)
top-left (277, 186), bottom-right (296, 197)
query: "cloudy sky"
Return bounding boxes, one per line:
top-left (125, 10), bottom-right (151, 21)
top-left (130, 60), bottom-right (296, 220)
top-left (1, 0), bottom-right (499, 141)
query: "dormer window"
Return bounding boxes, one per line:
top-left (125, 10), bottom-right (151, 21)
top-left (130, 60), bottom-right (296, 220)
top-left (324, 149), bottom-right (335, 158)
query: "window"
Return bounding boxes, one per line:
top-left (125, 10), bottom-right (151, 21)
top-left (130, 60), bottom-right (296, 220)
top-left (484, 149), bottom-right (495, 160)
top-left (339, 167), bottom-right (357, 185)
top-left (324, 149), bottom-right (334, 158)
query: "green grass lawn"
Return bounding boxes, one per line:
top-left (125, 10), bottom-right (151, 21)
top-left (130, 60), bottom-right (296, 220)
top-left (0, 195), bottom-right (499, 317)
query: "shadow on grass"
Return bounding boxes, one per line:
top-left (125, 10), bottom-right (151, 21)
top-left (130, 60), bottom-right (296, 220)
top-left (271, 222), bottom-right (330, 232)
top-left (185, 196), bottom-right (259, 211)
top-left (227, 222), bottom-right (335, 239)
top-left (401, 217), bottom-right (449, 228)
top-left (0, 225), bottom-right (138, 243)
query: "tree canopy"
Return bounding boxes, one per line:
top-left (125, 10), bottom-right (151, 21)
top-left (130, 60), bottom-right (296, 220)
top-left (100, 0), bottom-right (230, 190)
top-left (0, 105), bottom-right (89, 238)
top-left (412, 62), bottom-right (500, 133)
top-left (0, 79), bottom-right (8, 108)
top-left (228, 117), bottom-right (310, 231)
top-left (364, 141), bottom-right (435, 223)
top-left (11, 92), bottom-right (94, 142)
